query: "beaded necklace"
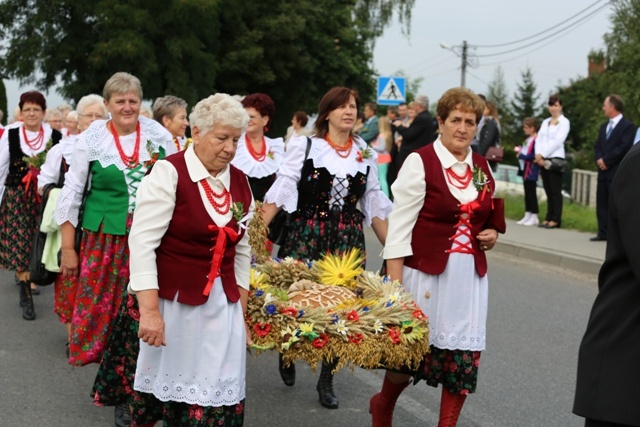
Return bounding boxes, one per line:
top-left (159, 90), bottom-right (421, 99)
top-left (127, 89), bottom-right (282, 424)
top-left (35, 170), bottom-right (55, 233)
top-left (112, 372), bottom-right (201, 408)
top-left (246, 135), bottom-right (266, 162)
top-left (22, 125), bottom-right (45, 150)
top-left (325, 134), bottom-right (352, 158)
top-left (445, 165), bottom-right (473, 189)
top-left (200, 178), bottom-right (231, 215)
top-left (109, 121), bottom-right (141, 168)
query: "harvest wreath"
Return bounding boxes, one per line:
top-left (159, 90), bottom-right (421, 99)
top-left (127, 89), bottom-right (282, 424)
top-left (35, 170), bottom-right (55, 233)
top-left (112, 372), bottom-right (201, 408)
top-left (246, 205), bottom-right (430, 373)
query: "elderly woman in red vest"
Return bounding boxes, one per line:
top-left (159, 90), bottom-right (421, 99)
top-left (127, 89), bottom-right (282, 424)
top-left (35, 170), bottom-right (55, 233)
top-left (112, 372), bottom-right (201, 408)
top-left (369, 87), bottom-right (506, 427)
top-left (119, 93), bottom-right (252, 427)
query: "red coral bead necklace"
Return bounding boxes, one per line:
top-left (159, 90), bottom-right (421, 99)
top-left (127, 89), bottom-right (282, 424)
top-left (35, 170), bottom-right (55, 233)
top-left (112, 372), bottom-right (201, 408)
top-left (200, 179), bottom-right (231, 215)
top-left (22, 125), bottom-right (45, 150)
top-left (325, 134), bottom-right (352, 158)
top-left (246, 134), bottom-right (266, 162)
top-left (445, 165), bottom-right (473, 189)
top-left (109, 121), bottom-right (141, 168)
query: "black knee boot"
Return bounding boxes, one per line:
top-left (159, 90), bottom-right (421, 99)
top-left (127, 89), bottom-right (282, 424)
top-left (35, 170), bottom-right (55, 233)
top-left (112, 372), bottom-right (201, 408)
top-left (316, 360), bottom-right (339, 409)
top-left (278, 353), bottom-right (296, 386)
top-left (19, 281), bottom-right (36, 320)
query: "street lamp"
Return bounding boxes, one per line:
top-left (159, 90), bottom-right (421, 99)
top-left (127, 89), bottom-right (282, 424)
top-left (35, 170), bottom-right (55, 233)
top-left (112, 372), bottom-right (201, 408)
top-left (440, 40), bottom-right (469, 87)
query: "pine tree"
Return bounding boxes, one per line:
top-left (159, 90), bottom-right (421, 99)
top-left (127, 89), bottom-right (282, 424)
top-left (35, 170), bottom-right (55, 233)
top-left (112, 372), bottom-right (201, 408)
top-left (510, 67), bottom-right (542, 144)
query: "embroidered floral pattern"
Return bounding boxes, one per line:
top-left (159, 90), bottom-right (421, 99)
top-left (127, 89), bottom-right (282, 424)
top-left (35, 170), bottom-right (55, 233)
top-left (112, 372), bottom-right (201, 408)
top-left (0, 186), bottom-right (39, 270)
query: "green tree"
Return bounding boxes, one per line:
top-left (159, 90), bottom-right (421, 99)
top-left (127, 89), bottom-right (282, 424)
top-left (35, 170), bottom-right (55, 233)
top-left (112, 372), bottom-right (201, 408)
top-left (0, 0), bottom-right (415, 135)
top-left (486, 66), bottom-right (517, 164)
top-left (510, 67), bottom-right (542, 144)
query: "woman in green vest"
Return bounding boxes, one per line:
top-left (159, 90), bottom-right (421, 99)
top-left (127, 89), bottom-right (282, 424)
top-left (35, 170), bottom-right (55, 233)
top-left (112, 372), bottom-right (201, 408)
top-left (55, 72), bottom-right (175, 426)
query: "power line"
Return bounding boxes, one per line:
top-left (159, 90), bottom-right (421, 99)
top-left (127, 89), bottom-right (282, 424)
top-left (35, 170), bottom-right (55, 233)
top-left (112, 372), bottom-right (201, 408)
top-left (475, 3), bottom-right (609, 58)
top-left (478, 5), bottom-right (607, 68)
top-left (472, 0), bottom-right (608, 49)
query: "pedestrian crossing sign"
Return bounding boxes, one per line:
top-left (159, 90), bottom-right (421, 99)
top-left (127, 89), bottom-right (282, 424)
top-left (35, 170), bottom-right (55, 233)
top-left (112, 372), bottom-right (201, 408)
top-left (377, 76), bottom-right (406, 105)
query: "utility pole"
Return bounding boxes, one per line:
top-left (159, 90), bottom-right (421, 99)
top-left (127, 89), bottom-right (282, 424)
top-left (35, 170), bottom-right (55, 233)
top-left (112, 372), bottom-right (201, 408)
top-left (460, 40), bottom-right (468, 87)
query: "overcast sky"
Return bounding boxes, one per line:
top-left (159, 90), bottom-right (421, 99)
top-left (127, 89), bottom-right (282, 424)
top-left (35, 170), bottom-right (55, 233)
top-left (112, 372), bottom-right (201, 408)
top-left (3, 1), bottom-right (611, 117)
top-left (373, 0), bottom-right (611, 107)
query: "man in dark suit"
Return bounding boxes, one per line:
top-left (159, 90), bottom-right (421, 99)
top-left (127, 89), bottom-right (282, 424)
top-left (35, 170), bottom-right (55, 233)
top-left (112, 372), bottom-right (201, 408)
top-left (574, 141), bottom-right (640, 426)
top-left (591, 94), bottom-right (636, 241)
top-left (392, 95), bottom-right (436, 170)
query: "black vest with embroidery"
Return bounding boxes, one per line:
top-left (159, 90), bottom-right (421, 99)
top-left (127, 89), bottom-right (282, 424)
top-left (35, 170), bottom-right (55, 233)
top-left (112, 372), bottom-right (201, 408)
top-left (6, 127), bottom-right (62, 188)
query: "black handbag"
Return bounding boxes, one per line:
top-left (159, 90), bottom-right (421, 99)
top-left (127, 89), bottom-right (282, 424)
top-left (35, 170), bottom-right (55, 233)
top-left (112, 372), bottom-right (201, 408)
top-left (29, 184), bottom-right (59, 286)
top-left (267, 137), bottom-right (312, 245)
top-left (544, 157), bottom-right (566, 173)
top-left (75, 171), bottom-right (91, 253)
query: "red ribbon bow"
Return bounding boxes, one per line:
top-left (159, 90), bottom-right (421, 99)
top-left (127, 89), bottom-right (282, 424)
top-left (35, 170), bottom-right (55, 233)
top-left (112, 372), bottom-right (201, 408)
top-left (21, 167), bottom-right (41, 203)
top-left (202, 224), bottom-right (238, 297)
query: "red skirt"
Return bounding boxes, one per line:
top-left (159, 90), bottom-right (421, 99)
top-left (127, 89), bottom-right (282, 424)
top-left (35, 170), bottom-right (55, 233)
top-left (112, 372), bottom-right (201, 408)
top-left (54, 274), bottom-right (78, 324)
top-left (68, 217), bottom-right (131, 366)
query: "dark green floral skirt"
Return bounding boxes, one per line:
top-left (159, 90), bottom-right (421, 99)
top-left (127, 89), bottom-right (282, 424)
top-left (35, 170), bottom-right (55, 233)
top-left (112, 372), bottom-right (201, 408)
top-left (277, 209), bottom-right (365, 262)
top-left (417, 346), bottom-right (481, 395)
top-left (0, 185), bottom-right (39, 271)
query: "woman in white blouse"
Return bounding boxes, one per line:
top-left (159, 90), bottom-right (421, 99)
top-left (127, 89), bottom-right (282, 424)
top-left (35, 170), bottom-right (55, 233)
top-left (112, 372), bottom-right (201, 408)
top-left (534, 95), bottom-right (570, 229)
top-left (262, 87), bottom-right (392, 410)
top-left (55, 72), bottom-right (175, 426)
top-left (126, 93), bottom-right (252, 426)
top-left (369, 88), bottom-right (505, 427)
top-left (37, 93), bottom-right (108, 354)
top-left (0, 90), bottom-right (62, 320)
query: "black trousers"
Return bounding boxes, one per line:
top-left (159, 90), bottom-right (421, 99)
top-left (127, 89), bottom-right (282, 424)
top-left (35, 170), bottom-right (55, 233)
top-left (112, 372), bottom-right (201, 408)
top-left (540, 168), bottom-right (563, 224)
top-left (585, 418), bottom-right (635, 427)
top-left (523, 180), bottom-right (539, 213)
top-left (596, 170), bottom-right (614, 238)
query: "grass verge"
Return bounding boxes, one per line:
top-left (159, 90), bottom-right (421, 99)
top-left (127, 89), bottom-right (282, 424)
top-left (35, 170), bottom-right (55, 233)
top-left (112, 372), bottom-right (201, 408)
top-left (497, 192), bottom-right (598, 233)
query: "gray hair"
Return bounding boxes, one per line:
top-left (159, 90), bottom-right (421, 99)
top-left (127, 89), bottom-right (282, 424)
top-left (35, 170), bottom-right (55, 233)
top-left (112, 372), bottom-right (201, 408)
top-left (45, 109), bottom-right (62, 120)
top-left (76, 94), bottom-right (107, 117)
top-left (189, 94), bottom-right (249, 136)
top-left (414, 95), bottom-right (429, 109)
top-left (153, 95), bottom-right (187, 123)
top-left (57, 103), bottom-right (72, 116)
top-left (103, 72), bottom-right (143, 101)
top-left (66, 111), bottom-right (78, 121)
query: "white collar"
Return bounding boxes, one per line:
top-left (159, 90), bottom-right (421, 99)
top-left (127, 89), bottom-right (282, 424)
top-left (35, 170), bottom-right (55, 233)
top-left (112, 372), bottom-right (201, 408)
top-left (184, 145), bottom-right (231, 189)
top-left (610, 113), bottom-right (623, 127)
top-left (434, 136), bottom-right (473, 169)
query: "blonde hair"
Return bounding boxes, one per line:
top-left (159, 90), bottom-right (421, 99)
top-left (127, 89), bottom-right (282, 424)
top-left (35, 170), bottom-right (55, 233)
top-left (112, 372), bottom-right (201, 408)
top-left (189, 93), bottom-right (249, 136)
top-left (103, 72), bottom-right (143, 101)
top-left (378, 118), bottom-right (393, 153)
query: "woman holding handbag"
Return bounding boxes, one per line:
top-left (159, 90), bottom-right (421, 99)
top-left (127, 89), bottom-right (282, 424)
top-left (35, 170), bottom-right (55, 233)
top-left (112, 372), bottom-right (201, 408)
top-left (478, 100), bottom-right (501, 172)
top-left (534, 95), bottom-right (570, 229)
top-left (261, 87), bottom-right (392, 410)
top-left (516, 117), bottom-right (540, 227)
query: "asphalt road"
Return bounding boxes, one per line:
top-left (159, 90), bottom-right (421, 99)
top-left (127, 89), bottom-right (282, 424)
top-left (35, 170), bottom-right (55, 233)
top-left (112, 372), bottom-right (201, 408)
top-left (0, 229), bottom-right (598, 427)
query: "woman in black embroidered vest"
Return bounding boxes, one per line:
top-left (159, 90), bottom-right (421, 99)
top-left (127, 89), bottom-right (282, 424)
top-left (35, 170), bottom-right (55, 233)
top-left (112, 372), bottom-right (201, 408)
top-left (262, 87), bottom-right (392, 409)
top-left (369, 88), bottom-right (506, 427)
top-left (0, 90), bottom-right (62, 321)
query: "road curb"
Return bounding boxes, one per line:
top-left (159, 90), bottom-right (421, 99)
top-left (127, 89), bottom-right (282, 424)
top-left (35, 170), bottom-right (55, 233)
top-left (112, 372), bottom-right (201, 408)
top-left (494, 240), bottom-right (603, 276)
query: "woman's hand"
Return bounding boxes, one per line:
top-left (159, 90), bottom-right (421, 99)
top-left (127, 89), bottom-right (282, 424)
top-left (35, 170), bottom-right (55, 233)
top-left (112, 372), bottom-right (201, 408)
top-left (60, 248), bottom-right (79, 277)
top-left (245, 321), bottom-right (253, 346)
top-left (138, 309), bottom-right (166, 347)
top-left (477, 228), bottom-right (498, 251)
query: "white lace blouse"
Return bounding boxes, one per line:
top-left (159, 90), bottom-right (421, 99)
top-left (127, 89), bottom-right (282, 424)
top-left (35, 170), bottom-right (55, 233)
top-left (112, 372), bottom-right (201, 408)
top-left (231, 134), bottom-right (284, 178)
top-left (54, 116), bottom-right (175, 226)
top-left (264, 135), bottom-right (392, 225)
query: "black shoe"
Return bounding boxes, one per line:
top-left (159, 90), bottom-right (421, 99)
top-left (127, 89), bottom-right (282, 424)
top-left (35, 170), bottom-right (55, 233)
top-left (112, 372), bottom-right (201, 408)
top-left (114, 403), bottom-right (131, 427)
top-left (20, 282), bottom-right (36, 321)
top-left (278, 354), bottom-right (296, 386)
top-left (316, 360), bottom-right (339, 409)
top-left (30, 285), bottom-right (40, 295)
top-left (589, 235), bottom-right (606, 242)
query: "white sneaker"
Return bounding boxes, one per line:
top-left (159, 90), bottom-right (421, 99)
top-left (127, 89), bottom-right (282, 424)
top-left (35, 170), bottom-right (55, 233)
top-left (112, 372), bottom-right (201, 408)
top-left (523, 215), bottom-right (539, 226)
top-left (517, 212), bottom-right (531, 225)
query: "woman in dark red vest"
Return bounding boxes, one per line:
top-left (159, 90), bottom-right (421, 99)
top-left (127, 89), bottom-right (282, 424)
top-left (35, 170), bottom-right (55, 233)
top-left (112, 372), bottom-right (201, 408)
top-left (94, 94), bottom-right (253, 427)
top-left (369, 87), bottom-right (506, 427)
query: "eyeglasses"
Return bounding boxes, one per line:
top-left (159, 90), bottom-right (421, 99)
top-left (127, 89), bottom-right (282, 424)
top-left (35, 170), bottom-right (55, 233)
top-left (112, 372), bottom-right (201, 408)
top-left (79, 113), bottom-right (106, 119)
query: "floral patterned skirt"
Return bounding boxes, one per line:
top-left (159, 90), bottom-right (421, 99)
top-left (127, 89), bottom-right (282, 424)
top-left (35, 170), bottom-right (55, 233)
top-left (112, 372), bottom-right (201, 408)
top-left (94, 295), bottom-right (245, 427)
top-left (277, 210), bottom-right (365, 262)
top-left (68, 220), bottom-right (131, 366)
top-left (0, 185), bottom-right (39, 271)
top-left (54, 273), bottom-right (78, 324)
top-left (414, 346), bottom-right (481, 395)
